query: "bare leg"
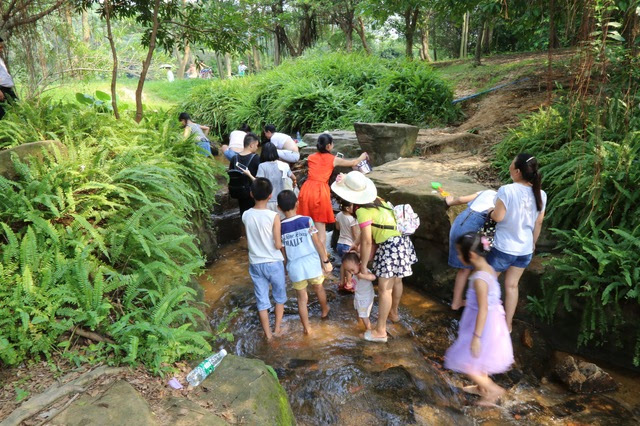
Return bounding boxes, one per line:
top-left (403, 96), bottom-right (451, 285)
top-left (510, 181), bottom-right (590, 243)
top-left (296, 289), bottom-right (311, 334)
top-left (274, 303), bottom-right (284, 336)
top-left (373, 277), bottom-right (393, 339)
top-left (362, 317), bottom-right (371, 330)
top-left (467, 373), bottom-right (505, 406)
top-left (315, 222), bottom-right (327, 251)
top-left (503, 266), bottom-right (526, 332)
top-left (452, 268), bottom-right (472, 310)
top-left (258, 309), bottom-right (272, 340)
top-left (314, 284), bottom-right (330, 318)
top-left (389, 277), bottom-right (403, 322)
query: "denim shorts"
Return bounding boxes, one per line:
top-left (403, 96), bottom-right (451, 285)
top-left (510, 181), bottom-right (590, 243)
top-left (224, 149), bottom-right (239, 161)
top-left (197, 141), bottom-right (212, 156)
top-left (487, 247), bottom-right (533, 272)
top-left (448, 208), bottom-right (487, 269)
top-left (249, 261), bottom-right (287, 311)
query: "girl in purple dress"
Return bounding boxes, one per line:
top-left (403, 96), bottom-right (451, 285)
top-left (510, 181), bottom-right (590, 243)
top-left (444, 232), bottom-right (514, 406)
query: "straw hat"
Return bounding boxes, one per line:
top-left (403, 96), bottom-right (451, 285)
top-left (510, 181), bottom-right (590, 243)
top-left (331, 171), bottom-right (377, 205)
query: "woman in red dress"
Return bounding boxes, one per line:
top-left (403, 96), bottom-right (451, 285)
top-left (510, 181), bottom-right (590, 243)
top-left (297, 133), bottom-right (368, 249)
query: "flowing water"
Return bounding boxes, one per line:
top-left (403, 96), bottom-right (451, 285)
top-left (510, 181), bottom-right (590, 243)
top-left (199, 238), bottom-right (640, 425)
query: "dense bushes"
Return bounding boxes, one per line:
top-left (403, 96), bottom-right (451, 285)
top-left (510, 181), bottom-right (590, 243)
top-left (495, 69), bottom-right (640, 364)
top-left (0, 100), bottom-right (225, 374)
top-left (181, 53), bottom-right (458, 140)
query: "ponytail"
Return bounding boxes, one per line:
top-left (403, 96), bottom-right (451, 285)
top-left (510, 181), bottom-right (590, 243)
top-left (514, 153), bottom-right (543, 211)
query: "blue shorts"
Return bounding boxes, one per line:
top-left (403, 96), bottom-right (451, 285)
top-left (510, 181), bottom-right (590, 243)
top-left (335, 243), bottom-right (351, 265)
top-left (224, 149), bottom-right (238, 161)
top-left (197, 141), bottom-right (212, 156)
top-left (249, 261), bottom-right (287, 311)
top-left (448, 208), bottom-right (487, 269)
top-left (487, 248), bottom-right (533, 272)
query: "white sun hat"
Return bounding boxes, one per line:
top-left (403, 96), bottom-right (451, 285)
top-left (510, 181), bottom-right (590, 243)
top-left (331, 171), bottom-right (377, 205)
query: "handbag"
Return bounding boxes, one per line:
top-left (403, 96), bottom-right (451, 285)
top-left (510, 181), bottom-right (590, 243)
top-left (478, 212), bottom-right (497, 247)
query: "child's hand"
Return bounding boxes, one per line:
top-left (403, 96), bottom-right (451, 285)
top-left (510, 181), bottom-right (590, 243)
top-left (471, 336), bottom-right (481, 358)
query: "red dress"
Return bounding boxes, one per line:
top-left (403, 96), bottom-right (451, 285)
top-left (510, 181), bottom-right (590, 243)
top-left (297, 152), bottom-right (335, 223)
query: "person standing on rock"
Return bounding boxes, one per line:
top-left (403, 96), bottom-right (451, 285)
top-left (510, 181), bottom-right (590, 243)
top-left (263, 124), bottom-right (300, 164)
top-left (444, 232), bottom-right (513, 406)
top-left (331, 171), bottom-right (417, 343)
top-left (0, 37), bottom-right (18, 120)
top-left (445, 190), bottom-right (497, 310)
top-left (297, 133), bottom-right (368, 250)
top-left (486, 153), bottom-right (546, 332)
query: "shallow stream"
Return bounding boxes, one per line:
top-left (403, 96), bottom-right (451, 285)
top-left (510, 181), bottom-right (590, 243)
top-left (199, 238), bottom-right (640, 425)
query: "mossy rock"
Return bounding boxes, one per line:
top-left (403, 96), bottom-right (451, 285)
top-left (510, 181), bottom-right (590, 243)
top-left (191, 355), bottom-right (295, 425)
top-left (0, 140), bottom-right (67, 180)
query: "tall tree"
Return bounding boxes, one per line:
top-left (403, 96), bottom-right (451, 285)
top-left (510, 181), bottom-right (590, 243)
top-left (0, 0), bottom-right (67, 43)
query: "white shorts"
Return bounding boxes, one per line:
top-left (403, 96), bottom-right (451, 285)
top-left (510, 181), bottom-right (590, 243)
top-left (354, 295), bottom-right (373, 318)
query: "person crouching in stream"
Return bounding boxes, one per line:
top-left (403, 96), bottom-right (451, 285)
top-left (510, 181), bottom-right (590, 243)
top-left (331, 171), bottom-right (417, 343)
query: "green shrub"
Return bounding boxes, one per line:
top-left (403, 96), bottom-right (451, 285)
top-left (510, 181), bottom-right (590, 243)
top-left (181, 53), bottom-right (459, 141)
top-left (0, 99), bottom-right (225, 374)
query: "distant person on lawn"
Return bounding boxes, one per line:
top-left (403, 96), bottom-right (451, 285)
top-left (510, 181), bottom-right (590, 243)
top-left (263, 124), bottom-right (300, 163)
top-left (0, 37), bottom-right (18, 120)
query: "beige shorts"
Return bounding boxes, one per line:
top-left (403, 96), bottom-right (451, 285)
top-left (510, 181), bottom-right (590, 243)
top-left (292, 275), bottom-right (325, 291)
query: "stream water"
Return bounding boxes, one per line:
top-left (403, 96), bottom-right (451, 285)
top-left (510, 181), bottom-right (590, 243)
top-left (199, 238), bottom-right (640, 425)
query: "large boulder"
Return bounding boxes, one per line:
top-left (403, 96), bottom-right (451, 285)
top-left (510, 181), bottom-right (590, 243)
top-left (0, 140), bottom-right (67, 180)
top-left (354, 123), bottom-right (419, 166)
top-left (368, 158), bottom-right (486, 300)
top-left (553, 354), bottom-right (618, 394)
top-left (300, 131), bottom-right (362, 160)
top-left (191, 355), bottom-right (295, 426)
top-left (212, 176), bottom-right (242, 245)
top-left (52, 380), bottom-right (158, 426)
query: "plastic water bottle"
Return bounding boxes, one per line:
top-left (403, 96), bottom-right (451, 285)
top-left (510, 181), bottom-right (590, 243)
top-left (186, 349), bottom-right (228, 387)
top-left (296, 131), bottom-right (301, 142)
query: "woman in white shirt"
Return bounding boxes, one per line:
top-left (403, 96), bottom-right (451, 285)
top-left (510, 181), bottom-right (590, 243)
top-left (487, 153), bottom-right (546, 331)
top-left (222, 123), bottom-right (251, 161)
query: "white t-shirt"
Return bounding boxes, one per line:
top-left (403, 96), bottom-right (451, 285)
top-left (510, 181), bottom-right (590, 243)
top-left (493, 183), bottom-right (547, 256)
top-left (229, 130), bottom-right (246, 152)
top-left (270, 132), bottom-right (294, 150)
top-left (0, 58), bottom-right (15, 88)
top-left (469, 190), bottom-right (497, 213)
top-left (242, 208), bottom-right (284, 264)
top-left (335, 212), bottom-right (357, 246)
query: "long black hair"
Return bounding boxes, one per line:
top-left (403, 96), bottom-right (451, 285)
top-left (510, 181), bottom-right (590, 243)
top-left (514, 153), bottom-right (543, 211)
top-left (456, 232), bottom-right (490, 264)
top-left (260, 142), bottom-right (279, 162)
top-left (317, 133), bottom-right (333, 154)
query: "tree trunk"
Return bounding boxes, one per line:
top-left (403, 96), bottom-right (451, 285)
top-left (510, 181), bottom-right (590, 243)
top-left (419, 12), bottom-right (432, 62)
top-left (252, 44), bottom-right (261, 71)
top-left (622, 3), bottom-right (639, 54)
top-left (135, 0), bottom-right (161, 123)
top-left (483, 23), bottom-right (492, 53)
top-left (404, 6), bottom-right (420, 59)
top-left (224, 53), bottom-right (232, 77)
top-left (345, 26), bottom-right (353, 52)
top-left (176, 44), bottom-right (190, 79)
top-left (474, 20), bottom-right (485, 65)
top-left (274, 32), bottom-right (281, 66)
top-left (215, 53), bottom-right (225, 79)
top-left (104, 0), bottom-right (119, 119)
top-left (433, 19), bottom-right (437, 61)
top-left (82, 10), bottom-right (91, 43)
top-left (355, 17), bottom-right (371, 54)
top-left (460, 12), bottom-right (470, 59)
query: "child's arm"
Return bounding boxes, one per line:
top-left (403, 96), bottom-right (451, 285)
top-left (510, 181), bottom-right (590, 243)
top-left (357, 270), bottom-right (376, 281)
top-left (272, 215), bottom-right (283, 250)
top-left (471, 278), bottom-right (489, 357)
top-left (445, 192), bottom-right (479, 207)
top-left (310, 228), bottom-right (332, 273)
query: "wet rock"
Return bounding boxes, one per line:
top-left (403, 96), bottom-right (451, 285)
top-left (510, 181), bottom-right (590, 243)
top-left (554, 355), bottom-right (618, 394)
top-left (521, 328), bottom-right (534, 348)
top-left (211, 209), bottom-right (242, 246)
top-left (354, 122), bottom-right (419, 166)
top-left (301, 131), bottom-right (361, 160)
top-left (372, 366), bottom-right (419, 401)
top-left (549, 394), bottom-right (635, 424)
top-left (51, 380), bottom-right (157, 426)
top-left (190, 217), bottom-right (218, 265)
top-left (511, 320), bottom-right (552, 380)
top-left (0, 140), bottom-right (67, 180)
top-left (191, 355), bottom-right (295, 425)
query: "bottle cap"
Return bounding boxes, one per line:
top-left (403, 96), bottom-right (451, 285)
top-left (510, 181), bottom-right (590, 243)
top-left (220, 349), bottom-right (228, 356)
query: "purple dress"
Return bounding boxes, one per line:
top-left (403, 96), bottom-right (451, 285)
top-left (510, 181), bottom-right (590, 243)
top-left (444, 270), bottom-right (514, 375)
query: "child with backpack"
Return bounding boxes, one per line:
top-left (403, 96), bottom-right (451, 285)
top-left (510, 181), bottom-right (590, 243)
top-left (277, 190), bottom-right (332, 335)
top-left (229, 133), bottom-right (261, 216)
top-left (444, 232), bottom-right (513, 406)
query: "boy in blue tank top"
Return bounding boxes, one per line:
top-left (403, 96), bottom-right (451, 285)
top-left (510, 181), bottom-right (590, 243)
top-left (277, 190), bottom-right (332, 335)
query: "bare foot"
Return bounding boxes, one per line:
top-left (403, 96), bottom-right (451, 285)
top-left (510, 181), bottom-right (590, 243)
top-left (451, 299), bottom-right (466, 310)
top-left (476, 386), bottom-right (505, 407)
top-left (462, 385), bottom-right (481, 395)
top-left (388, 313), bottom-right (400, 323)
top-left (303, 327), bottom-right (311, 336)
top-left (321, 306), bottom-right (330, 319)
top-left (265, 333), bottom-right (273, 341)
top-left (273, 325), bottom-right (287, 337)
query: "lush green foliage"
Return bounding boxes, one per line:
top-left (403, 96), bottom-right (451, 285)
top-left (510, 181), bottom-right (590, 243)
top-left (181, 53), bottom-right (459, 139)
top-left (495, 47), bottom-right (640, 363)
top-left (0, 99), bottom-right (226, 374)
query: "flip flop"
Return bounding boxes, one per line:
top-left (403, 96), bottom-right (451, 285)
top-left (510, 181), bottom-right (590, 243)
top-left (364, 330), bottom-right (387, 343)
top-left (462, 385), bottom-right (482, 395)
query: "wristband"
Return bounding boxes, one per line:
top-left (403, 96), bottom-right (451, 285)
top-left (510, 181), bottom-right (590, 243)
top-left (323, 259), bottom-right (330, 264)
top-left (473, 332), bottom-right (482, 338)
